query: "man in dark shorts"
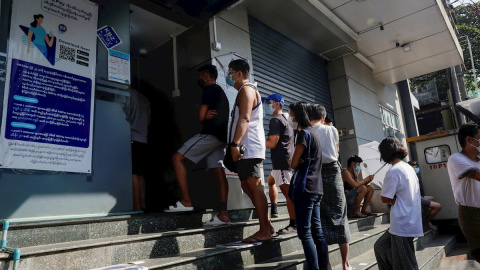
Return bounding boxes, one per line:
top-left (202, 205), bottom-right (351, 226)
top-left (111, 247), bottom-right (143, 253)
top-left (263, 93), bottom-right (296, 234)
top-left (129, 88), bottom-right (151, 211)
top-left (166, 65), bottom-right (231, 226)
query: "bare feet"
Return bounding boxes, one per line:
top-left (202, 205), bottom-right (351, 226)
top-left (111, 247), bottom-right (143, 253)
top-left (180, 200), bottom-right (193, 207)
top-left (344, 264), bottom-right (356, 270)
top-left (217, 211), bottom-right (231, 223)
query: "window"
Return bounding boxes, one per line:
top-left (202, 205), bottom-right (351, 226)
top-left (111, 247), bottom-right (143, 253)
top-left (424, 145), bottom-right (451, 164)
top-left (379, 106), bottom-right (403, 141)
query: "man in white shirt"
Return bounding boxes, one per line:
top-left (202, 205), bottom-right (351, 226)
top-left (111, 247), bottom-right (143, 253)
top-left (374, 137), bottom-right (423, 270)
top-left (447, 123), bottom-right (480, 263)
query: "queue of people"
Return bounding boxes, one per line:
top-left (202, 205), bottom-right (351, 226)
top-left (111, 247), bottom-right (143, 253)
top-left (154, 59), bottom-right (439, 270)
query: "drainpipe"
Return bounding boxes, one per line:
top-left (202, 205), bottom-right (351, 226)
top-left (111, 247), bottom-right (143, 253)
top-left (465, 35), bottom-right (477, 97)
top-left (1, 220), bottom-right (20, 270)
top-left (455, 65), bottom-right (468, 101)
top-left (446, 67), bottom-right (465, 126)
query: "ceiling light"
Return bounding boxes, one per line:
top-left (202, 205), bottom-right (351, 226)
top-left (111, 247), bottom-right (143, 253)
top-left (402, 43), bottom-right (411, 52)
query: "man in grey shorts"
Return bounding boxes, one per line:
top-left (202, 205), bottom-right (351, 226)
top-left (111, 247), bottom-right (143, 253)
top-left (166, 64), bottom-right (231, 226)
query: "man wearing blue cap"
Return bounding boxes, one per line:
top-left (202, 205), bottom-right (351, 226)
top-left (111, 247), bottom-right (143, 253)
top-left (263, 94), bottom-right (296, 235)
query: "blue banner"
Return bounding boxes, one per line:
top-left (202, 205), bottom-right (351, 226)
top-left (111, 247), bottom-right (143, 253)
top-left (6, 59), bottom-right (91, 148)
top-left (97, 25), bottom-right (122, 49)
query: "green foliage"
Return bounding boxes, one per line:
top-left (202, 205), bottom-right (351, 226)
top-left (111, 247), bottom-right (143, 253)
top-left (409, 70), bottom-right (448, 94)
top-left (410, 2), bottom-right (480, 94)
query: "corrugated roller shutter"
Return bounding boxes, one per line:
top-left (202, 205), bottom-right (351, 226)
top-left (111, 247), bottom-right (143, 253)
top-left (248, 16), bottom-right (333, 177)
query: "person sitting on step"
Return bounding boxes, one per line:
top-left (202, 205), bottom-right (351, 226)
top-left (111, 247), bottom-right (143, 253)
top-left (342, 155), bottom-right (376, 218)
top-left (408, 160), bottom-right (442, 230)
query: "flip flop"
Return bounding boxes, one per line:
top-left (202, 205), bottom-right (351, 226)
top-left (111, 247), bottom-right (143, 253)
top-left (241, 236), bottom-right (272, 243)
top-left (203, 216), bottom-right (231, 226)
top-left (164, 201), bottom-right (194, 212)
top-left (362, 212), bottom-right (377, 216)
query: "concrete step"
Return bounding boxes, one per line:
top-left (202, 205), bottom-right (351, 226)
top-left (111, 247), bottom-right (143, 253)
top-left (331, 233), bottom-right (453, 270)
top-left (93, 214), bottom-right (387, 270)
top-left (435, 243), bottom-right (480, 270)
top-left (1, 203), bottom-right (290, 249)
top-left (239, 227), bottom-right (441, 270)
top-left (0, 213), bottom-right (292, 270)
top-left (0, 209), bottom-right (386, 270)
top-left (239, 223), bottom-right (390, 270)
top-left (454, 260), bottom-right (480, 269)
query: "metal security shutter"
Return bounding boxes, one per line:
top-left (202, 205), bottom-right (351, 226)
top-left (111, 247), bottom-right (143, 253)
top-left (248, 17), bottom-right (333, 177)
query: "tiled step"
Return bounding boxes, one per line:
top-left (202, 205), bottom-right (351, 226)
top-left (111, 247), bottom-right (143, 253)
top-left (435, 244), bottom-right (480, 270)
top-left (238, 227), bottom-right (441, 270)
top-left (239, 222), bottom-right (390, 270)
top-left (1, 203), bottom-right (290, 249)
top-left (331, 233), bottom-right (454, 270)
top-left (0, 213), bottom-right (292, 270)
top-left (97, 214), bottom-right (387, 270)
top-left (452, 260), bottom-right (480, 269)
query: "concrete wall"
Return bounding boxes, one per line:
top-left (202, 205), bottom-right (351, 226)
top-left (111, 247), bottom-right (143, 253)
top-left (329, 55), bottom-right (408, 166)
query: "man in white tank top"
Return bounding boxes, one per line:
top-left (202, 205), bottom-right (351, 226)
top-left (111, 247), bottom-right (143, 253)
top-left (226, 59), bottom-right (272, 243)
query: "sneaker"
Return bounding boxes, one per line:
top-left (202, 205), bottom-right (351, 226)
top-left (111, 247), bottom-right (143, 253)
top-left (277, 225), bottom-right (297, 235)
top-left (271, 213), bottom-right (279, 218)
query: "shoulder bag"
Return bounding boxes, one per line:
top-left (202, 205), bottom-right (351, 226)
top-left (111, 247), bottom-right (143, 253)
top-left (223, 83), bottom-right (255, 172)
top-left (288, 129), bottom-right (312, 203)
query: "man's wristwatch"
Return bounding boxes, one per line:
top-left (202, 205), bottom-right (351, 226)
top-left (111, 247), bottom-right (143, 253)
top-left (229, 142), bottom-right (239, 147)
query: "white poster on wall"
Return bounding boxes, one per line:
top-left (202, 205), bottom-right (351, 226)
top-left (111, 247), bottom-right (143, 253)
top-left (0, 0), bottom-right (98, 173)
top-left (108, 49), bottom-right (130, 84)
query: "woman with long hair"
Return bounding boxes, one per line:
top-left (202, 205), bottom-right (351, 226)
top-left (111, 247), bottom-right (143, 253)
top-left (27, 14), bottom-right (54, 55)
top-left (289, 101), bottom-right (328, 270)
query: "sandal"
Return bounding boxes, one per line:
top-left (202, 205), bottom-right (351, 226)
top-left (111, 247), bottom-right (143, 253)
top-left (351, 213), bottom-right (367, 218)
top-left (241, 236), bottom-right (272, 243)
top-left (164, 201), bottom-right (194, 212)
top-left (361, 211), bottom-right (377, 216)
top-left (203, 216), bottom-right (231, 226)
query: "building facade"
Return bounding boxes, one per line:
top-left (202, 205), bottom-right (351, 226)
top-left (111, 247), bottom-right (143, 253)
top-left (0, 0), bottom-right (463, 220)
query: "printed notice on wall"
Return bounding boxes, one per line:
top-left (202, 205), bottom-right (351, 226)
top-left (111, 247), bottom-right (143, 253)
top-left (0, 0), bottom-right (98, 173)
top-left (108, 49), bottom-right (130, 84)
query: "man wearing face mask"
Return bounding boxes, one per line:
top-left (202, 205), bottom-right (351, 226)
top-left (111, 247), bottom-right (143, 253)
top-left (447, 123), bottom-right (480, 263)
top-left (342, 155), bottom-right (375, 218)
top-left (166, 65), bottom-right (231, 226)
top-left (262, 94), bottom-right (296, 235)
top-left (226, 59), bottom-right (272, 243)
